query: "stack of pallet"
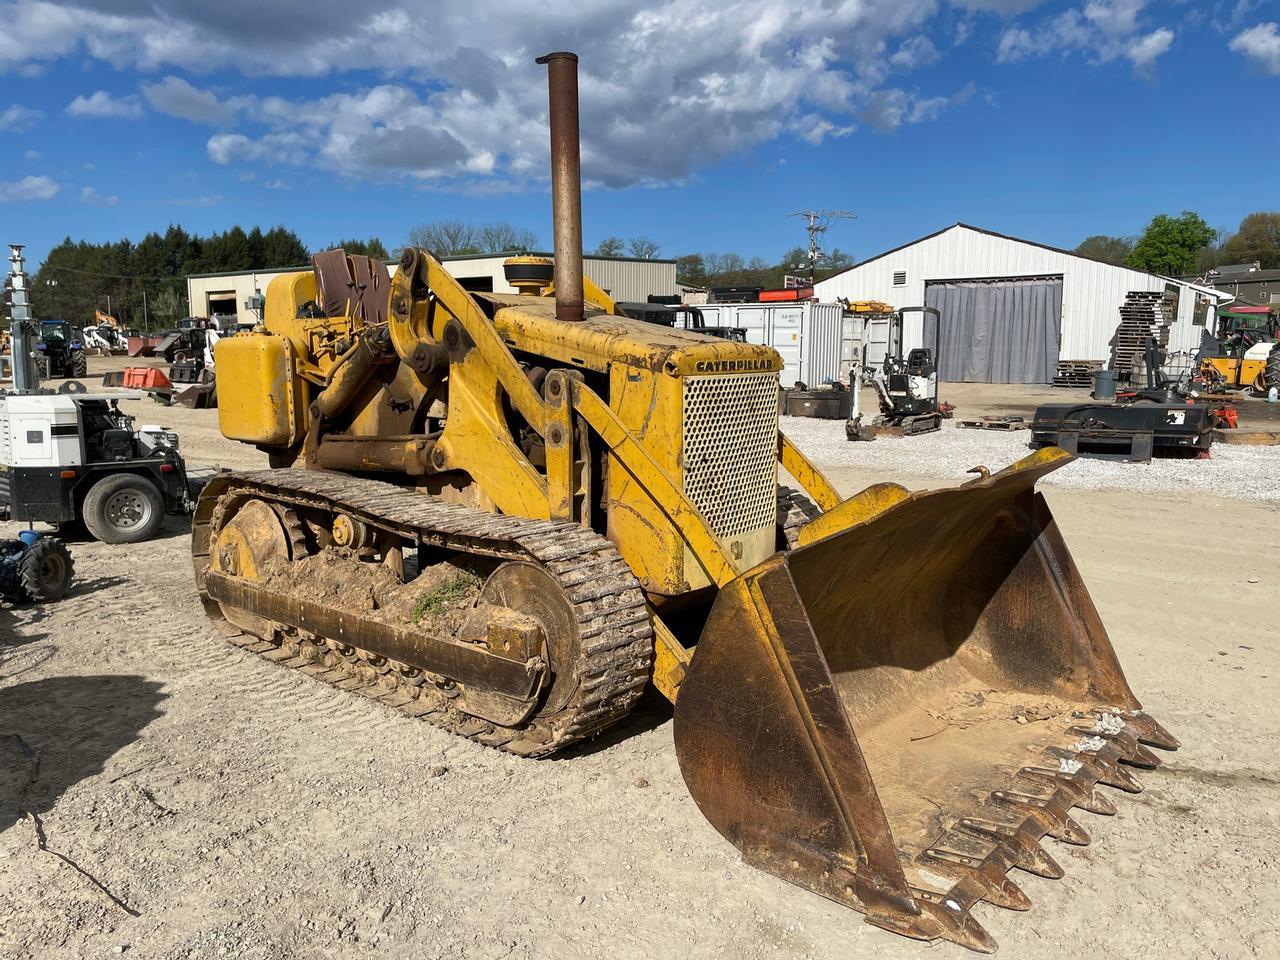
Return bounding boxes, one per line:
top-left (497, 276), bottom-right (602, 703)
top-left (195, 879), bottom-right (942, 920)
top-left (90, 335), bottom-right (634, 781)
top-left (1052, 359), bottom-right (1103, 388)
top-left (1110, 291), bottom-right (1171, 383)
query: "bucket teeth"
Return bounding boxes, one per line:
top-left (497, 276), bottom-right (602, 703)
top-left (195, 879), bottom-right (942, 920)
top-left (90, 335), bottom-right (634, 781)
top-left (1124, 742), bottom-right (1162, 769)
top-left (1072, 723), bottom-right (1162, 769)
top-left (1048, 816), bottom-right (1091, 846)
top-left (1017, 841), bottom-right (1065, 879)
top-left (949, 914), bottom-right (998, 954)
top-left (1097, 763), bottom-right (1143, 793)
top-left (1090, 707), bottom-right (1181, 750)
top-left (1127, 710), bottom-right (1181, 750)
top-left (920, 849), bottom-right (1032, 912)
top-left (988, 876), bottom-right (1032, 912)
top-left (1077, 789), bottom-right (1118, 816)
top-left (956, 819), bottom-right (1065, 879)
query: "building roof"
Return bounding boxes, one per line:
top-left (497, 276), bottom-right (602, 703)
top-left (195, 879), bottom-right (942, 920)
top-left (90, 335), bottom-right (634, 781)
top-left (819, 222), bottom-right (1226, 295)
top-left (1211, 261), bottom-right (1262, 276)
top-left (437, 250), bottom-right (677, 265)
top-left (186, 265), bottom-right (310, 279)
top-left (1202, 268), bottom-right (1280, 283)
top-left (187, 250), bottom-right (676, 280)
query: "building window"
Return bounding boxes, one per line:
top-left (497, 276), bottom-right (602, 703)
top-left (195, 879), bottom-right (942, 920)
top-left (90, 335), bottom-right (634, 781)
top-left (892, 270), bottom-right (907, 286)
top-left (1194, 294), bottom-right (1210, 326)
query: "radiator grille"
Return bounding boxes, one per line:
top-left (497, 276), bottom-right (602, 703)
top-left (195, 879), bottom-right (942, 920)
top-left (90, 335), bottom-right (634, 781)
top-left (682, 373), bottom-right (779, 540)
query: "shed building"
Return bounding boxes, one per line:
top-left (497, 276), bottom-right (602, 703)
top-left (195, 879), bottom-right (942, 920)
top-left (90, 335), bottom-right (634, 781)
top-left (814, 223), bottom-right (1230, 383)
top-left (187, 252), bottom-right (677, 327)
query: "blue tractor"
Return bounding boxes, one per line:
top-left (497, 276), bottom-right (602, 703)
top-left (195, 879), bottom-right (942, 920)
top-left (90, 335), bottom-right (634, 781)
top-left (0, 530), bottom-right (74, 603)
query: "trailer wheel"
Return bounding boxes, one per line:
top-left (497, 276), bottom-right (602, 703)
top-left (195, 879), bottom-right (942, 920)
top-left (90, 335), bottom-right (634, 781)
top-left (18, 538), bottom-right (75, 602)
top-left (83, 474), bottom-right (165, 544)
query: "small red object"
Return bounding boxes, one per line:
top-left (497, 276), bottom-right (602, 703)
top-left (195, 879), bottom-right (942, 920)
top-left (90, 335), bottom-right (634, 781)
top-left (759, 287), bottom-right (814, 302)
top-left (120, 366), bottom-right (173, 390)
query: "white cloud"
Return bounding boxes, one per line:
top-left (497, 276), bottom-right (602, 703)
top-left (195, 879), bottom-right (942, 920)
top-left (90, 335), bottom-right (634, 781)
top-left (67, 90), bottom-right (143, 118)
top-left (996, 0), bottom-right (1174, 72)
top-left (0, 1), bottom-right (988, 189)
top-left (1127, 27), bottom-right (1173, 71)
top-left (80, 185), bottom-right (119, 206)
top-left (890, 36), bottom-right (941, 71)
top-left (263, 178), bottom-right (289, 190)
top-left (860, 84), bottom-right (972, 130)
top-left (23, 149), bottom-right (41, 160)
top-left (142, 76), bottom-right (234, 124)
top-left (1231, 22), bottom-right (1280, 73)
top-left (953, 0), bottom-right (1048, 10)
top-left (0, 175), bottom-right (59, 202)
top-left (0, 103), bottom-right (41, 131)
top-left (792, 113), bottom-right (855, 144)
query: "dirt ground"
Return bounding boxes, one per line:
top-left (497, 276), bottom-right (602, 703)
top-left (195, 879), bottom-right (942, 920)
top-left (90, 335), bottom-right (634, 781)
top-left (1, 358), bottom-right (1278, 959)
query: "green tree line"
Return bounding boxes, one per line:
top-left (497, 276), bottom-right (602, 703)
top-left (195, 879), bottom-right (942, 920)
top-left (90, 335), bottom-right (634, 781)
top-left (32, 226), bottom-right (386, 329)
top-left (1076, 211), bottom-right (1280, 276)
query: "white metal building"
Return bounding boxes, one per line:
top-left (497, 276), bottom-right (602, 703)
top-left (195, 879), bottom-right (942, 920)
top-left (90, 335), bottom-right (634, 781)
top-left (187, 253), bottom-right (678, 327)
top-left (815, 223), bottom-right (1231, 383)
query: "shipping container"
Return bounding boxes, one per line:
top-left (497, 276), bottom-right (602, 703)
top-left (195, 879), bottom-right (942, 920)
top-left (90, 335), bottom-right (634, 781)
top-left (694, 301), bottom-right (850, 388)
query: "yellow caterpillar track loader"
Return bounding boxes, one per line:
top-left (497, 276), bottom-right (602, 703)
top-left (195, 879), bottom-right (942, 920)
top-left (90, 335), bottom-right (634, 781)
top-left (194, 52), bottom-right (1177, 953)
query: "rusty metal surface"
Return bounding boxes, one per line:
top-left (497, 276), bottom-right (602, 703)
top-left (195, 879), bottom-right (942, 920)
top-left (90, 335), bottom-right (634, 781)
top-left (350, 254), bottom-right (390, 326)
top-left (536, 52), bottom-right (584, 322)
top-left (312, 249), bottom-right (354, 318)
top-left (204, 570), bottom-right (543, 699)
top-left (673, 452), bottom-right (1178, 952)
top-left (192, 469), bottom-right (653, 756)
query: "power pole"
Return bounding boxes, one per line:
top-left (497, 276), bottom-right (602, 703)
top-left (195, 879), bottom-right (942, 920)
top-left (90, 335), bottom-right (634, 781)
top-left (788, 210), bottom-right (855, 284)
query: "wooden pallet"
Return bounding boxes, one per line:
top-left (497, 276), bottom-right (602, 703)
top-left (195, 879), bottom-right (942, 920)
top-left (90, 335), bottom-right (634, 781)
top-left (1110, 291), bottom-right (1173, 382)
top-left (1052, 359), bottom-right (1102, 388)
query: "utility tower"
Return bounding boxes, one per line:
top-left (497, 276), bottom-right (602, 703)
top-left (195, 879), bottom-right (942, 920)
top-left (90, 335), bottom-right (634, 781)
top-left (788, 210), bottom-right (855, 285)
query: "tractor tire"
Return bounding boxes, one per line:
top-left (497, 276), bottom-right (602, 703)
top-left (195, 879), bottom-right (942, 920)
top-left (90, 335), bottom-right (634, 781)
top-left (1265, 343), bottom-right (1280, 394)
top-left (35, 355), bottom-right (50, 380)
top-left (72, 351), bottom-right (87, 378)
top-left (17, 538), bottom-right (74, 603)
top-left (83, 473), bottom-right (165, 544)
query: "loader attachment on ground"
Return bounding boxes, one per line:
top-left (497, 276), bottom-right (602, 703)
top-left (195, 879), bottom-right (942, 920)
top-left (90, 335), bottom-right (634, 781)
top-left (673, 448), bottom-right (1177, 952)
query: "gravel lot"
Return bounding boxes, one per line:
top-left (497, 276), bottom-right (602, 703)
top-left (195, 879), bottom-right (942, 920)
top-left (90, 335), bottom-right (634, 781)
top-left (781, 415), bottom-right (1280, 503)
top-left (1, 365), bottom-right (1277, 960)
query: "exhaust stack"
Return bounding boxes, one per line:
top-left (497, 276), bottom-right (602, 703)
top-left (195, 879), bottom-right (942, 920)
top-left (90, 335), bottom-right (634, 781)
top-left (536, 51), bottom-right (584, 322)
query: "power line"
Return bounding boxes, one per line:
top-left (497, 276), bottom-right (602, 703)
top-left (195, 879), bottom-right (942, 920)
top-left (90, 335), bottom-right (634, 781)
top-left (788, 210), bottom-right (855, 284)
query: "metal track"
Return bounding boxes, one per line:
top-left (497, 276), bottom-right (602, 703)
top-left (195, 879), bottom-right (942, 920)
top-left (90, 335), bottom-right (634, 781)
top-left (192, 468), bottom-right (654, 757)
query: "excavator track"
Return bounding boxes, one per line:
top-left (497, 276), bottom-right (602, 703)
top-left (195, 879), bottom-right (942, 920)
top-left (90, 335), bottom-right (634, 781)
top-left (192, 469), bottom-right (654, 757)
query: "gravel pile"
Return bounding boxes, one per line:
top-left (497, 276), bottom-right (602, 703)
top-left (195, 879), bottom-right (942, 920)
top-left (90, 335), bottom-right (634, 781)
top-left (780, 416), bottom-right (1280, 503)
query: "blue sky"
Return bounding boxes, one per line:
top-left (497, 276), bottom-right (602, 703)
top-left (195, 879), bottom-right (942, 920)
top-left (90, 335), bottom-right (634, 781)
top-left (1, 0), bottom-right (1277, 270)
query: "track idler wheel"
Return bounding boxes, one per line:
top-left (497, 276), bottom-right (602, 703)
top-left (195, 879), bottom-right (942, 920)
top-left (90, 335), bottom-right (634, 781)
top-left (210, 499), bottom-right (298, 635)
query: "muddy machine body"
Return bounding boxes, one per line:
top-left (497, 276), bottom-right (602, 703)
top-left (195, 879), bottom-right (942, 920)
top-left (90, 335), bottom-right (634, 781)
top-left (195, 53), bottom-right (1177, 952)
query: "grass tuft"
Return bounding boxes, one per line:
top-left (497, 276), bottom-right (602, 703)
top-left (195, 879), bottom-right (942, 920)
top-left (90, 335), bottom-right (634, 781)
top-left (411, 573), bottom-right (479, 624)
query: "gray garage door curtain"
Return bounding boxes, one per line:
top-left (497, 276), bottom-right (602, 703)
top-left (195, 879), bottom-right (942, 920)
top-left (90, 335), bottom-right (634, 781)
top-left (923, 276), bottom-right (1063, 383)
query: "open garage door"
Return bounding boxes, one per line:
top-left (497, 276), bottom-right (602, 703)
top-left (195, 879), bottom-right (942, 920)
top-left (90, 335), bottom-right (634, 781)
top-left (924, 275), bottom-right (1062, 383)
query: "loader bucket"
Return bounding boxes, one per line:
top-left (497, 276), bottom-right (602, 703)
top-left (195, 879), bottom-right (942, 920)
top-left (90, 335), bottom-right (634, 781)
top-left (673, 448), bottom-right (1177, 952)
